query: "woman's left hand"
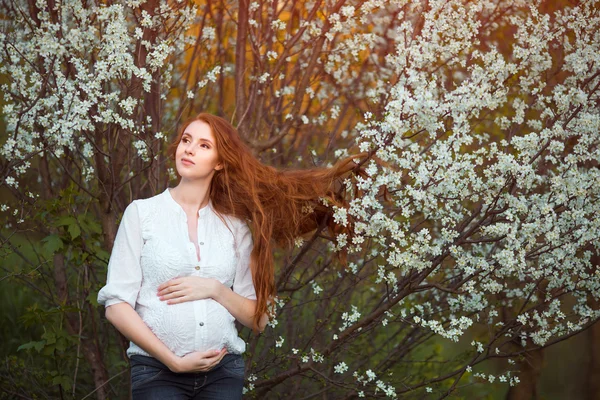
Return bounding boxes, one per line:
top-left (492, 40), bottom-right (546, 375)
top-left (157, 277), bottom-right (221, 304)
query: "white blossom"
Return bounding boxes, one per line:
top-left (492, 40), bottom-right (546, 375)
top-left (334, 362), bottom-right (348, 374)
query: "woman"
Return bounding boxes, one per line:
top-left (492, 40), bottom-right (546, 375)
top-left (98, 113), bottom-right (358, 399)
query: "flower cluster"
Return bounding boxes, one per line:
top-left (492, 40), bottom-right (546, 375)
top-left (0, 0), bottom-right (197, 191)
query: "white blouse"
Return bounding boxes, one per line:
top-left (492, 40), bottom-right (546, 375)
top-left (97, 188), bottom-right (256, 358)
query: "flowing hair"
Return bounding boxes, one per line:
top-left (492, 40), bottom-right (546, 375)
top-left (169, 113), bottom-right (359, 330)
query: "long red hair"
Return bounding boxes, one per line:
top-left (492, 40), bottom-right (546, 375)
top-left (170, 113), bottom-right (359, 330)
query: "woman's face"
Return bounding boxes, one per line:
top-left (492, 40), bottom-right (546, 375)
top-left (175, 120), bottom-right (223, 181)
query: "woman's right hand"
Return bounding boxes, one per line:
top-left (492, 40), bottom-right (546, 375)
top-left (171, 348), bottom-right (228, 373)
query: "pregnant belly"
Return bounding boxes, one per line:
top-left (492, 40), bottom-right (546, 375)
top-left (136, 298), bottom-right (238, 356)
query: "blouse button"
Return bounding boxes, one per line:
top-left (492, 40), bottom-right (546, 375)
top-left (199, 242), bottom-right (204, 245)
top-left (195, 266), bottom-right (200, 271)
top-left (199, 322), bottom-right (204, 326)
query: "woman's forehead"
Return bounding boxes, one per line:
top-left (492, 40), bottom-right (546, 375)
top-left (182, 120), bottom-right (215, 142)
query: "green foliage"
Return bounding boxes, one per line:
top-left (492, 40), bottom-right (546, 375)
top-left (0, 184), bottom-right (121, 397)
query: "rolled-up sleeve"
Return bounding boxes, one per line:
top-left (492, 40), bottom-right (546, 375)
top-left (233, 220), bottom-right (256, 300)
top-left (97, 202), bottom-right (143, 308)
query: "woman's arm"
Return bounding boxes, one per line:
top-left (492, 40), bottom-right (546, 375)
top-left (105, 303), bottom-right (179, 369)
top-left (214, 284), bottom-right (269, 332)
top-left (105, 302), bottom-right (227, 372)
top-left (225, 218), bottom-right (269, 331)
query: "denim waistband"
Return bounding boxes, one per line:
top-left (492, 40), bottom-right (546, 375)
top-left (130, 354), bottom-right (170, 370)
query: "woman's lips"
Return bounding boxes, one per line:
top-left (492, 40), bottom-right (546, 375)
top-left (181, 158), bottom-right (195, 166)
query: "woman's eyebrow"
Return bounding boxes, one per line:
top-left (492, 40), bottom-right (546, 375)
top-left (182, 133), bottom-right (213, 145)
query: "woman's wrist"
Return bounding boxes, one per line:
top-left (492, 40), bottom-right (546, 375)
top-left (212, 279), bottom-right (225, 302)
top-left (163, 352), bottom-right (182, 373)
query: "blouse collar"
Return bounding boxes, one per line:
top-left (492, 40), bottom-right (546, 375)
top-left (163, 188), bottom-right (212, 217)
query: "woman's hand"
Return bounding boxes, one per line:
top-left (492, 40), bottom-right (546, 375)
top-left (170, 348), bottom-right (228, 373)
top-left (157, 277), bottom-right (221, 304)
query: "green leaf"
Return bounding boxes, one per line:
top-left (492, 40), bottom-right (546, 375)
top-left (97, 249), bottom-right (110, 261)
top-left (41, 234), bottom-right (63, 256)
top-left (68, 223), bottom-right (81, 240)
top-left (54, 215), bottom-right (81, 239)
top-left (86, 290), bottom-right (99, 307)
top-left (55, 337), bottom-right (68, 352)
top-left (42, 331), bottom-right (56, 344)
top-left (88, 220), bottom-right (102, 234)
top-left (55, 216), bottom-right (76, 227)
top-left (17, 341), bottom-right (45, 353)
top-left (78, 215), bottom-right (102, 234)
top-left (52, 375), bottom-right (72, 390)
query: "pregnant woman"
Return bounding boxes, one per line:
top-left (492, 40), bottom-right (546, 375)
top-left (97, 113), bottom-right (358, 399)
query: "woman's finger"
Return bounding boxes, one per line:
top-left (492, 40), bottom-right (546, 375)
top-left (211, 353), bottom-right (227, 369)
top-left (198, 349), bottom-right (222, 358)
top-left (157, 278), bottom-right (182, 293)
top-left (214, 350), bottom-right (227, 364)
top-left (158, 283), bottom-right (184, 297)
top-left (205, 349), bottom-right (225, 363)
top-left (161, 288), bottom-right (190, 300)
top-left (202, 355), bottom-right (225, 371)
top-left (194, 349), bottom-right (228, 371)
top-left (157, 280), bottom-right (174, 292)
top-left (160, 291), bottom-right (177, 300)
top-left (166, 295), bottom-right (189, 304)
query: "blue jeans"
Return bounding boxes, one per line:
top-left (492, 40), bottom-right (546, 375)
top-left (130, 354), bottom-right (245, 399)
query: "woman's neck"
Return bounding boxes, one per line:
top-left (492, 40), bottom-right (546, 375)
top-left (170, 179), bottom-right (211, 215)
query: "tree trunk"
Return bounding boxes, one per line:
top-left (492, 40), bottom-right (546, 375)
top-left (586, 289), bottom-right (600, 400)
top-left (586, 321), bottom-right (600, 400)
top-left (235, 0), bottom-right (248, 136)
top-left (506, 347), bottom-right (544, 400)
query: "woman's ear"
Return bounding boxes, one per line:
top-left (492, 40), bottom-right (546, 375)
top-left (215, 162), bottom-right (224, 171)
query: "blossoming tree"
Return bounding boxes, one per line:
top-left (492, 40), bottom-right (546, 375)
top-left (1, 0), bottom-right (599, 398)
